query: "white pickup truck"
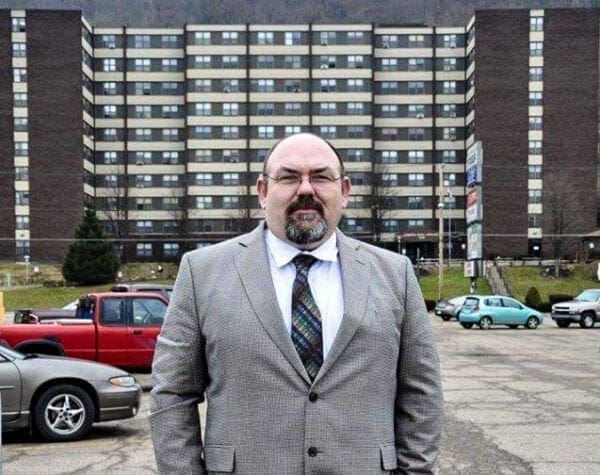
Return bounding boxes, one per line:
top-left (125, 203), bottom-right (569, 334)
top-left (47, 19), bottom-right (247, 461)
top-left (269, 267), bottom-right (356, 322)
top-left (551, 289), bottom-right (600, 328)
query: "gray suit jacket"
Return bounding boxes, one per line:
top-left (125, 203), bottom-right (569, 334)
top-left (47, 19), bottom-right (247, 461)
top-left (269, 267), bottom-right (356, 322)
top-left (150, 224), bottom-right (443, 474)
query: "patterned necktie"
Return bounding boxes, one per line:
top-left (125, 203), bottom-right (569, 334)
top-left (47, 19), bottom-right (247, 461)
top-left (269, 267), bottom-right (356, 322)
top-left (291, 254), bottom-right (323, 381)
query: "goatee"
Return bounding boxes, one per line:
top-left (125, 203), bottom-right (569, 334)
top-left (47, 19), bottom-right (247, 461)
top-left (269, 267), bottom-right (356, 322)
top-left (285, 195), bottom-right (328, 245)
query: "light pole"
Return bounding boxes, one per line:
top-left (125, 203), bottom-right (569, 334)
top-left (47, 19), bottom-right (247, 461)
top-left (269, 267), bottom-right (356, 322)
top-left (437, 164), bottom-right (445, 301)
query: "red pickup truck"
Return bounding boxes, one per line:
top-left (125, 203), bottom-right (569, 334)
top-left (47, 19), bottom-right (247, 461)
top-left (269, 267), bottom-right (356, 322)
top-left (0, 292), bottom-right (167, 371)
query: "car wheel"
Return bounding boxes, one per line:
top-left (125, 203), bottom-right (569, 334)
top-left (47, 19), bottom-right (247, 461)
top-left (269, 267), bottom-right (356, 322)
top-left (460, 323), bottom-right (473, 329)
top-left (478, 316), bottom-right (492, 330)
top-left (525, 316), bottom-right (539, 329)
top-left (34, 384), bottom-right (94, 442)
top-left (580, 312), bottom-right (595, 329)
top-left (441, 316), bottom-right (451, 321)
top-left (508, 325), bottom-right (519, 329)
top-left (556, 320), bottom-right (570, 328)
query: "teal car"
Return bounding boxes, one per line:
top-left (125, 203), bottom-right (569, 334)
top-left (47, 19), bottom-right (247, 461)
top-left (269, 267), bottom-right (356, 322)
top-left (459, 295), bottom-right (544, 330)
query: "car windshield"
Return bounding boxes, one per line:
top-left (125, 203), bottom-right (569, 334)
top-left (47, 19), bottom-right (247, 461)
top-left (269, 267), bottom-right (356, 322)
top-left (449, 296), bottom-right (466, 305)
top-left (575, 290), bottom-right (600, 302)
top-left (463, 297), bottom-right (479, 307)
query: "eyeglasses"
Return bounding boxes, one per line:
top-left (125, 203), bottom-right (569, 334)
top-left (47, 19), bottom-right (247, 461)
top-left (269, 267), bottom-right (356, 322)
top-left (263, 173), bottom-right (343, 189)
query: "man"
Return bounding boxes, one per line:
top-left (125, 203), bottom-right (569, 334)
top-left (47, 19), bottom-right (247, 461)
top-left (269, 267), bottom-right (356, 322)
top-left (150, 133), bottom-right (443, 474)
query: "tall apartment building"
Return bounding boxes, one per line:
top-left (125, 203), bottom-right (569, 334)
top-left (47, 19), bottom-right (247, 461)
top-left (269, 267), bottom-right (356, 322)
top-left (0, 8), bottom-right (597, 263)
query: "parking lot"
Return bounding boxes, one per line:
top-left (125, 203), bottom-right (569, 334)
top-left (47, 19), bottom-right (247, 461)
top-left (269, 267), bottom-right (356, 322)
top-left (2, 317), bottom-right (599, 474)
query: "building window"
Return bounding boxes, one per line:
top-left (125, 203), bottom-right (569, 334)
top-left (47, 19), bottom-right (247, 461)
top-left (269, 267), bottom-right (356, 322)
top-left (407, 58), bottom-right (425, 71)
top-left (14, 92), bottom-right (27, 107)
top-left (408, 81), bottom-right (424, 94)
top-left (346, 149), bottom-right (365, 162)
top-left (529, 165), bottom-right (542, 179)
top-left (529, 140), bottom-right (543, 155)
top-left (163, 105), bottom-right (179, 118)
top-left (380, 104), bottom-right (398, 117)
top-left (162, 151), bottom-right (180, 164)
top-left (347, 102), bottom-right (364, 115)
top-left (319, 79), bottom-right (336, 92)
top-left (529, 116), bottom-right (543, 130)
top-left (408, 128), bottom-right (425, 140)
top-left (222, 31), bottom-right (239, 45)
top-left (161, 82), bottom-right (179, 94)
top-left (442, 104), bottom-right (457, 118)
top-left (381, 81), bottom-right (398, 94)
top-left (442, 81), bottom-right (456, 94)
top-left (194, 126), bottom-right (212, 139)
top-left (320, 126), bottom-right (337, 139)
top-left (443, 173), bottom-right (457, 186)
top-left (222, 126), bottom-right (239, 139)
top-left (195, 31), bottom-right (211, 45)
top-left (285, 126), bottom-right (301, 136)
top-left (15, 167), bottom-right (28, 181)
top-left (257, 55), bottom-right (275, 68)
top-left (162, 175), bottom-right (179, 187)
top-left (14, 117), bottom-right (28, 131)
top-left (285, 31), bottom-right (302, 45)
top-left (530, 17), bottom-right (544, 32)
top-left (284, 79), bottom-right (301, 92)
top-left (408, 151), bottom-right (425, 164)
top-left (258, 102), bottom-right (275, 115)
top-left (223, 102), bottom-right (239, 116)
top-left (442, 58), bottom-right (457, 71)
top-left (103, 128), bottom-right (118, 141)
top-left (443, 127), bottom-right (457, 140)
top-left (408, 219), bottom-right (425, 230)
top-left (347, 196), bottom-right (364, 208)
top-left (134, 105), bottom-right (151, 118)
top-left (102, 82), bottom-right (117, 95)
top-left (529, 42), bottom-right (543, 57)
top-left (528, 214), bottom-right (542, 227)
top-left (136, 198), bottom-right (152, 211)
top-left (196, 196), bottom-right (213, 209)
top-left (163, 243), bottom-right (180, 257)
top-left (15, 142), bottom-right (29, 156)
top-left (257, 31), bottom-right (274, 45)
top-left (381, 58), bottom-right (398, 71)
top-left (163, 197), bottom-right (179, 210)
top-left (103, 151), bottom-right (118, 164)
top-left (193, 79), bottom-right (212, 92)
top-left (161, 35), bottom-right (178, 48)
top-left (408, 34), bottom-right (425, 47)
top-left (13, 69), bottom-right (27, 83)
top-left (319, 103), bottom-right (336, 115)
top-left (12, 43), bottom-right (26, 57)
top-left (380, 128), bottom-right (398, 140)
top-left (12, 17), bottom-right (26, 32)
top-left (529, 92), bottom-right (543, 106)
top-left (320, 31), bottom-right (336, 45)
top-left (348, 55), bottom-right (364, 68)
top-left (223, 150), bottom-right (240, 162)
top-left (442, 150), bottom-right (457, 163)
top-left (135, 82), bottom-right (152, 95)
top-left (381, 151), bottom-right (398, 163)
top-left (528, 190), bottom-right (542, 203)
top-left (102, 58), bottom-right (117, 72)
top-left (134, 151), bottom-right (152, 165)
top-left (408, 197), bottom-right (425, 209)
top-left (223, 196), bottom-right (240, 209)
top-left (161, 58), bottom-right (179, 71)
top-left (223, 79), bottom-right (239, 92)
top-left (136, 243), bottom-right (153, 257)
top-left (258, 126), bottom-right (274, 139)
top-left (408, 104), bottom-right (426, 118)
top-left (348, 126), bottom-right (365, 138)
top-left (256, 79), bottom-right (274, 92)
top-left (381, 173), bottom-right (399, 186)
top-left (529, 67), bottom-right (543, 81)
top-left (196, 173), bottom-right (213, 185)
top-left (16, 215), bottom-right (30, 230)
top-left (195, 103), bottom-right (212, 116)
top-left (223, 173), bottom-right (240, 185)
top-left (136, 175), bottom-right (153, 187)
top-left (193, 150), bottom-right (212, 162)
top-left (15, 191), bottom-right (29, 206)
top-left (347, 31), bottom-right (364, 43)
top-left (380, 34), bottom-right (398, 48)
top-left (194, 55), bottom-right (211, 68)
top-left (222, 55), bottom-right (239, 68)
top-left (102, 105), bottom-right (117, 118)
top-left (408, 173), bottom-right (425, 186)
top-left (135, 129), bottom-right (152, 141)
top-left (162, 129), bottom-right (179, 141)
top-left (284, 55), bottom-right (302, 69)
top-left (442, 34), bottom-right (457, 48)
top-left (134, 58), bottom-right (151, 71)
top-left (347, 79), bottom-right (364, 92)
top-left (104, 174), bottom-right (118, 188)
top-left (285, 102), bottom-right (301, 115)
top-left (134, 35), bottom-right (151, 48)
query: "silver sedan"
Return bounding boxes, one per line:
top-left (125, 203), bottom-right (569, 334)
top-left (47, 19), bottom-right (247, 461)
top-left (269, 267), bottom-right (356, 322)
top-left (0, 344), bottom-right (141, 442)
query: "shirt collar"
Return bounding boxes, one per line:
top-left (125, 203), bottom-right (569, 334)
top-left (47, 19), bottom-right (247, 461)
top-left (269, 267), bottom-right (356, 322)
top-left (265, 229), bottom-right (338, 268)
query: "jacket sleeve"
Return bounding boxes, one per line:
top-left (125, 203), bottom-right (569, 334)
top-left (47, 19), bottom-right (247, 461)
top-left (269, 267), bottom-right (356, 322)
top-left (149, 253), bottom-right (208, 474)
top-left (394, 258), bottom-right (444, 473)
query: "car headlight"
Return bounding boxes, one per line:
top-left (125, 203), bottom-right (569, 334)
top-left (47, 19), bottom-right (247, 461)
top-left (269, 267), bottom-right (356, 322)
top-left (110, 376), bottom-right (136, 387)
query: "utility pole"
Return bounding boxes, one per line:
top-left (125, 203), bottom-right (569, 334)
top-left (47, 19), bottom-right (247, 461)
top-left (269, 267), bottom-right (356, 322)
top-left (438, 164), bottom-right (445, 301)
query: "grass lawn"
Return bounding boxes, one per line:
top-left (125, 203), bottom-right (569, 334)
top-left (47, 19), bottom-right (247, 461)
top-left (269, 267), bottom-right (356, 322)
top-left (2, 284), bottom-right (113, 312)
top-left (503, 263), bottom-right (597, 302)
top-left (419, 266), bottom-right (492, 302)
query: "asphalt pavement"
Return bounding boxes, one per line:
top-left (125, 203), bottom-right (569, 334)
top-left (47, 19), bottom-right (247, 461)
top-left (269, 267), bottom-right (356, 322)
top-left (1, 316), bottom-right (599, 474)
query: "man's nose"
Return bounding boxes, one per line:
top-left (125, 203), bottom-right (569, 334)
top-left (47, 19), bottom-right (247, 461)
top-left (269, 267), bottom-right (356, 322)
top-left (296, 176), bottom-right (316, 194)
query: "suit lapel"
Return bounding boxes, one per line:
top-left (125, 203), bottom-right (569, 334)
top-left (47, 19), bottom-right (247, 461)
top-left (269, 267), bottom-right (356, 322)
top-left (233, 225), bottom-right (311, 384)
top-left (315, 230), bottom-right (370, 383)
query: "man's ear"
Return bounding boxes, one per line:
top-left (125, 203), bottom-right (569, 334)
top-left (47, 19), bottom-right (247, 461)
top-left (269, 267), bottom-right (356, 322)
top-left (257, 177), bottom-right (268, 209)
top-left (340, 176), bottom-right (351, 208)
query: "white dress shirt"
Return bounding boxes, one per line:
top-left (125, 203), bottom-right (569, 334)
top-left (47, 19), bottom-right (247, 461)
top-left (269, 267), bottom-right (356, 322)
top-left (265, 230), bottom-right (344, 359)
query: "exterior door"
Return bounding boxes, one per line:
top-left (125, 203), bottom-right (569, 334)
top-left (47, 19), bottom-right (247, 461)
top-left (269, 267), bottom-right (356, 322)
top-left (126, 296), bottom-right (167, 369)
top-left (502, 298), bottom-right (526, 324)
top-left (0, 357), bottom-right (22, 422)
top-left (96, 296), bottom-right (130, 367)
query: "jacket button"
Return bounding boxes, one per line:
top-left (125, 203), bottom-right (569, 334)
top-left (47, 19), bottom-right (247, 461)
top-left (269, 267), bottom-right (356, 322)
top-left (308, 392), bottom-right (318, 402)
top-left (308, 447), bottom-right (318, 457)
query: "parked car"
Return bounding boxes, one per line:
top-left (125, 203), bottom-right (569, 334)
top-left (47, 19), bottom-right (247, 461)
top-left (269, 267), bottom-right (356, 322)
top-left (435, 295), bottom-right (468, 321)
top-left (0, 343), bottom-right (141, 441)
top-left (110, 283), bottom-right (173, 301)
top-left (1, 292), bottom-right (168, 371)
top-left (459, 295), bottom-right (544, 330)
top-left (551, 289), bottom-right (600, 328)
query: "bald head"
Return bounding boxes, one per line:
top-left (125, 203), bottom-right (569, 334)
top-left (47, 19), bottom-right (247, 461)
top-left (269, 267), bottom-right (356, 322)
top-left (262, 133), bottom-right (345, 177)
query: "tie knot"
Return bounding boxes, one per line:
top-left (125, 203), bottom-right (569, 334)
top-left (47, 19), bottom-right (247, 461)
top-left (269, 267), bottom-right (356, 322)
top-left (293, 254), bottom-right (318, 274)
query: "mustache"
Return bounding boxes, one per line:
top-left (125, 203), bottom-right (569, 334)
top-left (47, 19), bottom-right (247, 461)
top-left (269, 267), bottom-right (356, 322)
top-left (286, 195), bottom-right (324, 216)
